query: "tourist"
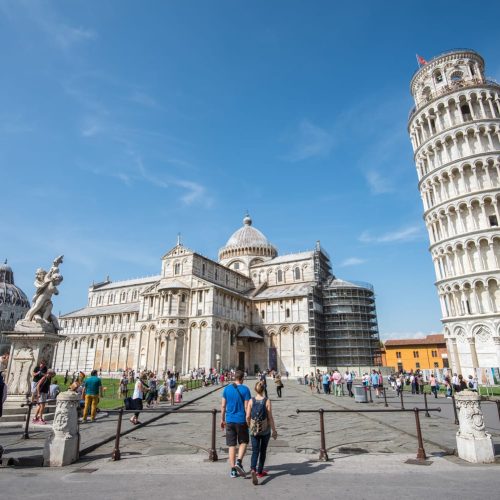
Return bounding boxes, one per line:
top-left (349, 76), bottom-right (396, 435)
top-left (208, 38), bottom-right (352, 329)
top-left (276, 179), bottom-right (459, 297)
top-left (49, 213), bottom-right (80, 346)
top-left (275, 373), bottom-right (284, 398)
top-left (308, 373), bottom-right (315, 393)
top-left (167, 374), bottom-right (177, 405)
top-left (64, 369), bottom-right (69, 385)
top-left (430, 374), bottom-right (438, 398)
top-left (175, 382), bottom-right (185, 403)
top-left (146, 373), bottom-right (158, 407)
top-left (344, 371), bottom-right (353, 397)
top-left (246, 381), bottom-right (278, 485)
top-left (220, 369), bottom-right (251, 478)
top-left (82, 369), bottom-right (102, 423)
top-left (410, 373), bottom-right (417, 394)
top-left (370, 370), bottom-right (379, 397)
top-left (417, 373), bottom-right (424, 394)
top-left (33, 369), bottom-right (55, 424)
top-left (332, 370), bottom-right (342, 396)
top-left (395, 374), bottom-right (403, 396)
top-left (0, 369), bottom-right (6, 419)
top-left (130, 372), bottom-right (148, 425)
top-left (468, 375), bottom-right (478, 392)
top-left (259, 371), bottom-right (268, 398)
top-left (322, 372), bottom-right (330, 394)
top-left (31, 360), bottom-right (47, 400)
top-left (315, 371), bottom-right (322, 393)
top-left (444, 376), bottom-right (452, 398)
top-left (456, 374), bottom-right (467, 392)
top-left (451, 373), bottom-right (459, 393)
top-left (119, 373), bottom-right (129, 398)
top-left (49, 380), bottom-right (60, 400)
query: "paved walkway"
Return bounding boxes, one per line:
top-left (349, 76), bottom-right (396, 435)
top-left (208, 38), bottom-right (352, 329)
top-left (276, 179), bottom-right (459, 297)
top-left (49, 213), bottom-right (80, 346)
top-left (1, 380), bottom-right (499, 500)
top-left (79, 379), bottom-right (500, 460)
top-left (0, 383), bottom-right (223, 464)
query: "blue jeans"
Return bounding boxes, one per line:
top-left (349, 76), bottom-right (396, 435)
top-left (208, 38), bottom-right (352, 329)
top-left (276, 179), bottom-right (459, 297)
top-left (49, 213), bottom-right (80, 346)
top-left (251, 432), bottom-right (271, 473)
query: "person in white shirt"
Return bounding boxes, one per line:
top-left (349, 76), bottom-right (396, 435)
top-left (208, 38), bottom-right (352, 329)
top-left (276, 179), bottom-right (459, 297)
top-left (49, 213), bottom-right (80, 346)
top-left (175, 383), bottom-right (185, 403)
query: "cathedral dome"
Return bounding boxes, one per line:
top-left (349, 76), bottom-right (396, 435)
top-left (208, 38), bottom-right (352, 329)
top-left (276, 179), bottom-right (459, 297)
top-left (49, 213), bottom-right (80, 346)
top-left (219, 215), bottom-right (277, 262)
top-left (0, 261), bottom-right (30, 331)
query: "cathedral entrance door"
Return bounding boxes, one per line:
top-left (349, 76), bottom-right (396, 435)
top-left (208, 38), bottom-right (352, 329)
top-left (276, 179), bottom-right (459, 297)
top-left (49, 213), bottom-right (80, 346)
top-left (238, 351), bottom-right (245, 371)
top-left (268, 347), bottom-right (277, 371)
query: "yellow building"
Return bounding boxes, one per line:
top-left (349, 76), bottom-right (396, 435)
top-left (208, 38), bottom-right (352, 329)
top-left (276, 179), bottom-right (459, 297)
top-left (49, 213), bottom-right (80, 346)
top-left (384, 334), bottom-right (448, 372)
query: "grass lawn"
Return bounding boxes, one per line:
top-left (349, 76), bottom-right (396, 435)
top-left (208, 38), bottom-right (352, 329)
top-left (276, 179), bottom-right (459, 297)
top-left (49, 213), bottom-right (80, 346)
top-left (52, 376), bottom-right (206, 410)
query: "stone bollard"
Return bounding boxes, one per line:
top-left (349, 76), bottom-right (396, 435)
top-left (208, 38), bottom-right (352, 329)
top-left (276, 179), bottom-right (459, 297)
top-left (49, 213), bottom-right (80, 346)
top-left (43, 390), bottom-right (80, 466)
top-left (455, 389), bottom-right (495, 463)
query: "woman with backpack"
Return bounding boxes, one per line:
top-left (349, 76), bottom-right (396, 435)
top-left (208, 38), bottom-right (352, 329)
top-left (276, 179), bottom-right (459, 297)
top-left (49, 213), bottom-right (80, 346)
top-left (246, 381), bottom-right (278, 485)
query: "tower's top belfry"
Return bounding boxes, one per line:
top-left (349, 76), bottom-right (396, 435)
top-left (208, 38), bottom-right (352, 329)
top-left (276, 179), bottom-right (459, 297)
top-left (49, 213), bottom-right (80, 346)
top-left (409, 49), bottom-right (485, 110)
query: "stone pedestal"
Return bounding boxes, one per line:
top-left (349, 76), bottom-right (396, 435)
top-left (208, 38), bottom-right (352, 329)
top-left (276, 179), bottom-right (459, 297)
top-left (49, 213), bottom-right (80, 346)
top-left (43, 390), bottom-right (80, 466)
top-left (455, 390), bottom-right (495, 463)
top-left (2, 326), bottom-right (63, 407)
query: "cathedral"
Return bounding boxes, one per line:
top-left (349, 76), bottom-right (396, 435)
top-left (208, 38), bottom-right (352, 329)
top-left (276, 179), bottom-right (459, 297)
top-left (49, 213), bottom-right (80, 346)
top-left (54, 215), bottom-right (380, 376)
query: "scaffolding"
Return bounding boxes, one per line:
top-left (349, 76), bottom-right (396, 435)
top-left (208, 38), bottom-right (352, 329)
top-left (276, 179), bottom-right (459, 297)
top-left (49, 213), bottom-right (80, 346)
top-left (308, 248), bottom-right (381, 369)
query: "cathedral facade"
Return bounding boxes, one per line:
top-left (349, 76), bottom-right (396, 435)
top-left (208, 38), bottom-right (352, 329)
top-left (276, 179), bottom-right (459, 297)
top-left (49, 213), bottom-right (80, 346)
top-left (54, 216), bottom-right (380, 376)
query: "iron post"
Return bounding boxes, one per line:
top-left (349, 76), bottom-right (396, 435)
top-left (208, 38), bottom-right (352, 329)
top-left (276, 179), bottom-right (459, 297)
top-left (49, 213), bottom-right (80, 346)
top-left (414, 408), bottom-right (427, 460)
top-left (382, 387), bottom-right (388, 408)
top-left (111, 407), bottom-right (123, 461)
top-left (318, 409), bottom-right (329, 461)
top-left (423, 391), bottom-right (430, 418)
top-left (451, 395), bottom-right (459, 425)
top-left (208, 408), bottom-right (218, 462)
top-left (23, 401), bottom-right (33, 440)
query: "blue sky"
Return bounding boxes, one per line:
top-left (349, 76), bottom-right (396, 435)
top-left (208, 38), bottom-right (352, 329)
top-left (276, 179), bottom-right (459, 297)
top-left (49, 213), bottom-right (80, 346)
top-left (1, 1), bottom-right (499, 339)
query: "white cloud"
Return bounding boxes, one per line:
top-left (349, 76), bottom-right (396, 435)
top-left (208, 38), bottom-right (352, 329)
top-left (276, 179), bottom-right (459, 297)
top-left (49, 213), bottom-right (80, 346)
top-left (53, 25), bottom-right (96, 49)
top-left (6, 2), bottom-right (97, 52)
top-left (339, 257), bottom-right (367, 267)
top-left (359, 224), bottom-right (424, 244)
top-left (285, 119), bottom-right (335, 162)
top-left (365, 170), bottom-right (394, 195)
top-left (128, 90), bottom-right (158, 109)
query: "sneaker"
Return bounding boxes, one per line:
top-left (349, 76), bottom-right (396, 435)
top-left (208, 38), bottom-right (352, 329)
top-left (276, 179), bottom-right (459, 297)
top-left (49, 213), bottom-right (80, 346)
top-left (32, 418), bottom-right (39, 423)
top-left (230, 468), bottom-right (238, 478)
top-left (38, 419), bottom-right (47, 425)
top-left (234, 460), bottom-right (246, 478)
top-left (251, 469), bottom-right (258, 485)
top-left (257, 470), bottom-right (268, 477)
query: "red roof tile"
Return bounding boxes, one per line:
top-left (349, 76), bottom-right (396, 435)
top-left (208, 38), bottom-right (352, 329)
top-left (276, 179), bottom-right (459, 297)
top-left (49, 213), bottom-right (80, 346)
top-left (384, 334), bottom-right (445, 347)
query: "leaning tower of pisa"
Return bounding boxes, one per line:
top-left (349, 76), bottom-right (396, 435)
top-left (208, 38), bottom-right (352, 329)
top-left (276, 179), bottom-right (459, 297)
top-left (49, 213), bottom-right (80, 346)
top-left (408, 49), bottom-right (500, 376)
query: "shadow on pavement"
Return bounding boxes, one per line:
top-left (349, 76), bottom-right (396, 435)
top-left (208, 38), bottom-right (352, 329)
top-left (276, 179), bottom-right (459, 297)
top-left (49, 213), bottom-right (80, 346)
top-left (260, 460), bottom-right (332, 485)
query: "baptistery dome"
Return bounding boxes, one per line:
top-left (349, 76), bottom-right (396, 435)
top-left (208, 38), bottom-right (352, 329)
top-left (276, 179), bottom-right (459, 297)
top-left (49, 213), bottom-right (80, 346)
top-left (0, 261), bottom-right (30, 333)
top-left (218, 215), bottom-right (277, 272)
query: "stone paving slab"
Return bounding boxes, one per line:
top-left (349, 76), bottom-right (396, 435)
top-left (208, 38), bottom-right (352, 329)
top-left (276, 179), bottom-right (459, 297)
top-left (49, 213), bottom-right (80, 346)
top-left (0, 383), bottom-right (223, 464)
top-left (81, 380), bottom-right (499, 463)
top-left (1, 451), bottom-right (499, 500)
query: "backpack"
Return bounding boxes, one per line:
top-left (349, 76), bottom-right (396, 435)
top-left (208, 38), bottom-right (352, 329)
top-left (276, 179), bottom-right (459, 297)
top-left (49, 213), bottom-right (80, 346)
top-left (249, 397), bottom-right (269, 436)
top-left (169, 378), bottom-right (176, 389)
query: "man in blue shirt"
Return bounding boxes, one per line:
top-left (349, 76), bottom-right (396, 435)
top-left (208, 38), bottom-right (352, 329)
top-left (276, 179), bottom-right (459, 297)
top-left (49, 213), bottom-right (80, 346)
top-left (322, 372), bottom-right (330, 395)
top-left (221, 370), bottom-right (251, 478)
